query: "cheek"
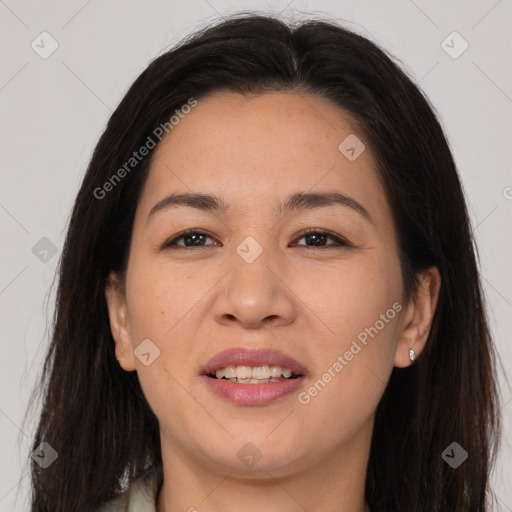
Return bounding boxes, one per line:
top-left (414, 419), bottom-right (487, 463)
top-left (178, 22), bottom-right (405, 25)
top-left (292, 252), bottom-right (402, 414)
top-left (126, 258), bottom-right (197, 336)
top-left (124, 258), bottom-right (220, 400)
top-left (125, 264), bottom-right (203, 428)
top-left (292, 252), bottom-right (402, 345)
top-left (295, 293), bottom-right (401, 444)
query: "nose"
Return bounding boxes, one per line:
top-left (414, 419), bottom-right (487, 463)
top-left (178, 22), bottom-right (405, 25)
top-left (212, 243), bottom-right (296, 330)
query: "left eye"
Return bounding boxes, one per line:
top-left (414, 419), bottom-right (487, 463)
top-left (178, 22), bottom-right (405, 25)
top-left (292, 229), bottom-right (350, 248)
top-left (163, 229), bottom-right (350, 249)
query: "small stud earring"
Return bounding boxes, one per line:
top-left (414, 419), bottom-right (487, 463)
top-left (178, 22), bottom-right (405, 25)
top-left (409, 349), bottom-right (416, 362)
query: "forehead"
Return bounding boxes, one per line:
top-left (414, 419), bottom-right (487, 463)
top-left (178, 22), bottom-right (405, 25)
top-left (138, 91), bottom-right (389, 223)
top-left (153, 91), bottom-right (364, 171)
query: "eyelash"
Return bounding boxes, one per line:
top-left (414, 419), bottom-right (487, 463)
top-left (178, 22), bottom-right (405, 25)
top-left (163, 228), bottom-right (351, 249)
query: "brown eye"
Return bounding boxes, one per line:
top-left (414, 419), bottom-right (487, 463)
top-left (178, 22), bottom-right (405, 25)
top-left (163, 228), bottom-right (350, 250)
top-left (164, 229), bottom-right (218, 248)
top-left (292, 229), bottom-right (351, 248)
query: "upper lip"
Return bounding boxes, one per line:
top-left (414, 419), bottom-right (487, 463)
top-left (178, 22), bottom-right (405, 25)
top-left (201, 347), bottom-right (308, 376)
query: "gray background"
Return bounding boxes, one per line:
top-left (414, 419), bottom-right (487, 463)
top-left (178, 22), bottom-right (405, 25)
top-left (1, 0), bottom-right (511, 510)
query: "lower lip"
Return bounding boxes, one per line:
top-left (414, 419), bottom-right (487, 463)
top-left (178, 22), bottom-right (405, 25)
top-left (202, 375), bottom-right (305, 406)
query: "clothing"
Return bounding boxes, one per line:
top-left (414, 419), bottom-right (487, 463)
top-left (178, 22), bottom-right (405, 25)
top-left (100, 468), bottom-right (160, 512)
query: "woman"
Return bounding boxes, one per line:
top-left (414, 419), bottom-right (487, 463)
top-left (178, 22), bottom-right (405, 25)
top-left (26, 12), bottom-right (501, 512)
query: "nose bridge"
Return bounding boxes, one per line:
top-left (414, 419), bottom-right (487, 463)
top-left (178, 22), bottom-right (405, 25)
top-left (230, 233), bottom-right (277, 304)
top-left (212, 232), bottom-right (295, 328)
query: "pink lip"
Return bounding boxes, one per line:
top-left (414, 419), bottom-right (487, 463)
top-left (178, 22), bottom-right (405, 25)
top-left (200, 347), bottom-right (308, 376)
top-left (202, 375), bottom-right (306, 406)
top-left (200, 347), bottom-right (308, 407)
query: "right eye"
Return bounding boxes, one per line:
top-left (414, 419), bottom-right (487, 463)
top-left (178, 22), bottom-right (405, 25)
top-left (163, 229), bottom-right (219, 248)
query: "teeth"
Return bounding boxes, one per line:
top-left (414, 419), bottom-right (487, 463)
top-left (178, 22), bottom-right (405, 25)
top-left (214, 364), bottom-right (295, 381)
top-left (282, 368), bottom-right (292, 378)
top-left (224, 366), bottom-right (236, 379)
top-left (270, 366), bottom-right (282, 378)
top-left (237, 365), bottom-right (253, 379)
top-left (252, 365), bottom-right (270, 379)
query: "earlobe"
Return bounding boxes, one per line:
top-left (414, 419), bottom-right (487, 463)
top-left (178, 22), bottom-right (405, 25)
top-left (394, 266), bottom-right (441, 368)
top-left (104, 271), bottom-right (137, 371)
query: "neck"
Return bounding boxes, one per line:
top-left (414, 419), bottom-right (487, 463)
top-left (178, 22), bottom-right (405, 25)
top-left (156, 422), bottom-right (372, 512)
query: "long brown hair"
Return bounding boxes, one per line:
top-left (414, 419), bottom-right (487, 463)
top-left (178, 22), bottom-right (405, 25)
top-left (23, 12), bottom-right (501, 511)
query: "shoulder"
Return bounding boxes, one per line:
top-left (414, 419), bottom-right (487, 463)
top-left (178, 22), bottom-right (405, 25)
top-left (99, 468), bottom-right (160, 512)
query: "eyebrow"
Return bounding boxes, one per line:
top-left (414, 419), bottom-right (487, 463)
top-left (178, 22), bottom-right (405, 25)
top-left (146, 190), bottom-right (373, 224)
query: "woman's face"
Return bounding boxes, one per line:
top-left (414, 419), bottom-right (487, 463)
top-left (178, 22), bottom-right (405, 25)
top-left (107, 91), bottom-right (414, 479)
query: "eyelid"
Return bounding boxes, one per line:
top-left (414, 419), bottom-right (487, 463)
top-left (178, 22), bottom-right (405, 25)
top-left (291, 227), bottom-right (351, 248)
top-left (163, 228), bottom-right (217, 248)
top-left (163, 227), bottom-right (351, 249)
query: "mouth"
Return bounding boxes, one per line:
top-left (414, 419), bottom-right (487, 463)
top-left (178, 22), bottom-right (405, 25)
top-left (200, 347), bottom-right (307, 406)
top-left (207, 364), bottom-right (302, 383)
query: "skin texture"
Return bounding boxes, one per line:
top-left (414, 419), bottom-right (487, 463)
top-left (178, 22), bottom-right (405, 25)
top-left (105, 91), bottom-right (441, 512)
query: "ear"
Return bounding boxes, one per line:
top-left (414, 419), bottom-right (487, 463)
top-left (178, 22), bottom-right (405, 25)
top-left (394, 266), bottom-right (441, 368)
top-left (105, 271), bottom-right (137, 371)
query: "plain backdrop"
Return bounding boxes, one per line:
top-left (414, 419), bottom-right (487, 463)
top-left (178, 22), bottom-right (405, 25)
top-left (1, 1), bottom-right (511, 510)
